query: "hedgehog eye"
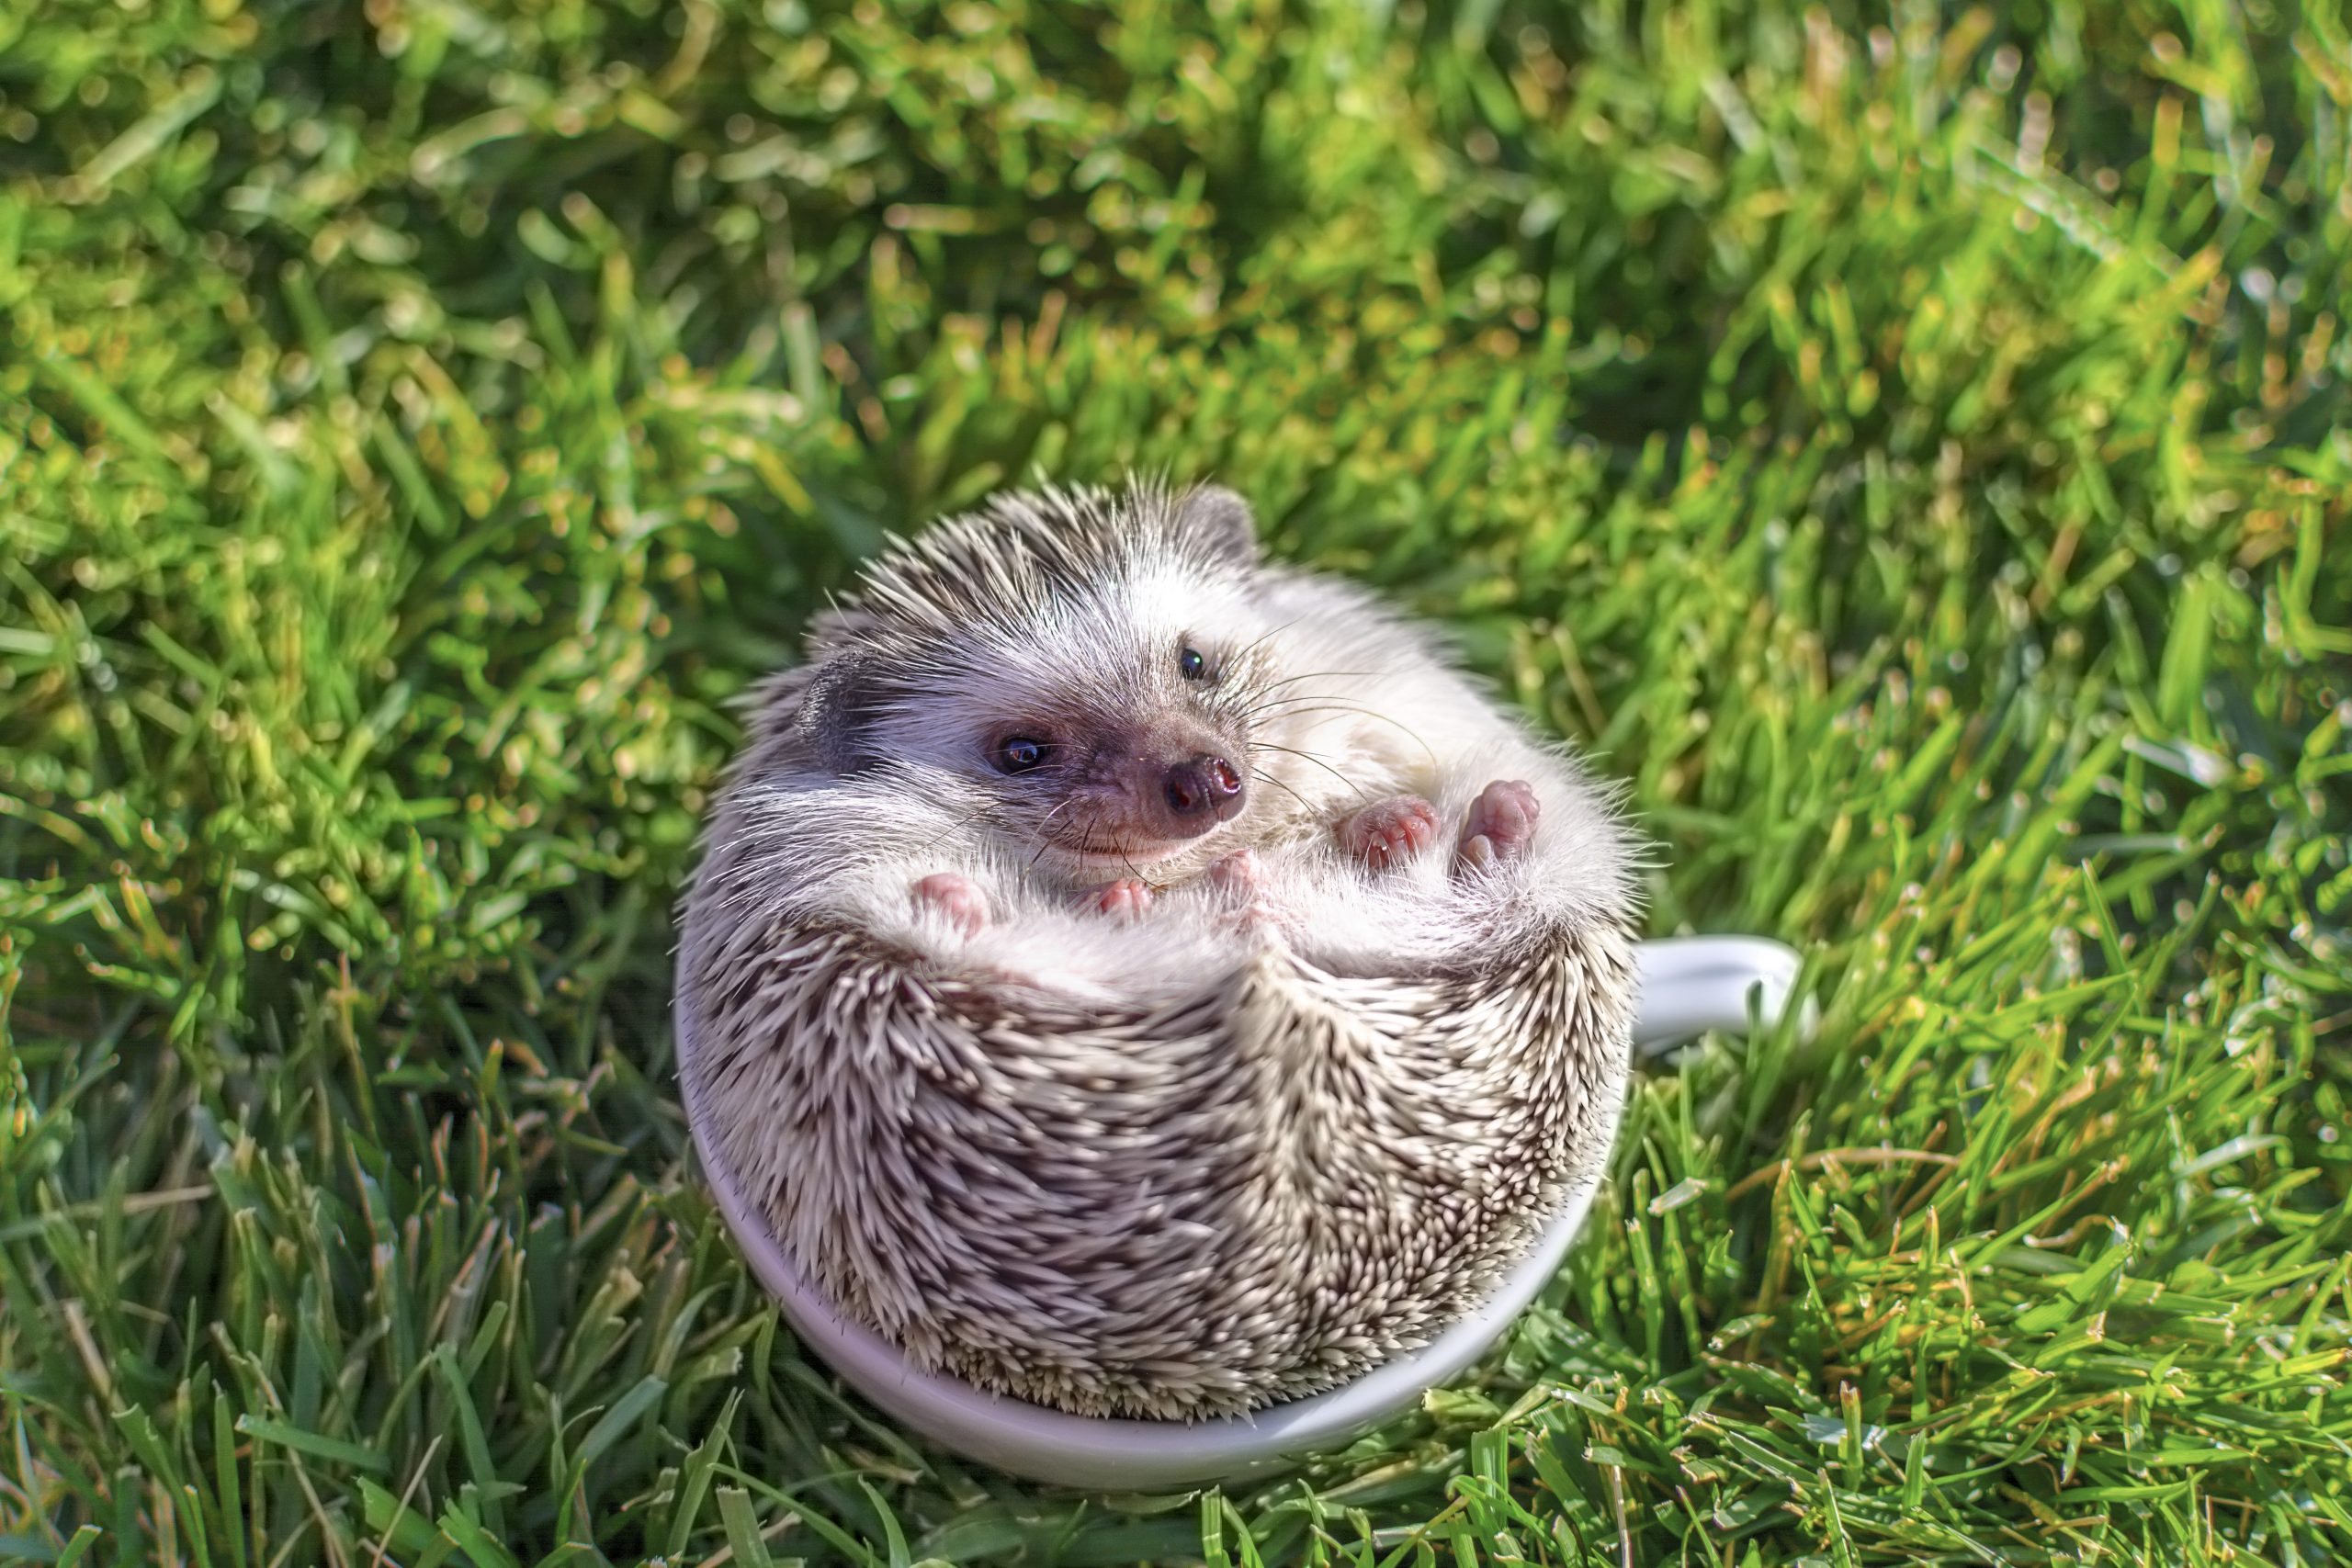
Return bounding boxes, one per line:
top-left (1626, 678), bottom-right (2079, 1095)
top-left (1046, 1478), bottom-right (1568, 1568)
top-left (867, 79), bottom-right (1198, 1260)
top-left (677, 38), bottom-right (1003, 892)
top-left (991, 736), bottom-right (1050, 774)
top-left (1178, 646), bottom-right (1209, 681)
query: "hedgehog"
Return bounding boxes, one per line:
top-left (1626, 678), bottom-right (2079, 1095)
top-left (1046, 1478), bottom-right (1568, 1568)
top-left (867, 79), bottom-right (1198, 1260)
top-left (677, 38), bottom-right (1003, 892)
top-left (678, 479), bottom-right (1642, 1421)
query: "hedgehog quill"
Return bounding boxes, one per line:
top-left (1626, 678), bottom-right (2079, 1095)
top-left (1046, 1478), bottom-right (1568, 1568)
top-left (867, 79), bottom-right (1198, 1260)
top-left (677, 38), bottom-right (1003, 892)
top-left (680, 479), bottom-right (1642, 1420)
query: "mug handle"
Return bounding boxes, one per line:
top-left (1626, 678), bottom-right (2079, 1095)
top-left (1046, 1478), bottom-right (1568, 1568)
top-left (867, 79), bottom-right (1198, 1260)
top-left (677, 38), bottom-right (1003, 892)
top-left (1631, 935), bottom-right (1814, 1055)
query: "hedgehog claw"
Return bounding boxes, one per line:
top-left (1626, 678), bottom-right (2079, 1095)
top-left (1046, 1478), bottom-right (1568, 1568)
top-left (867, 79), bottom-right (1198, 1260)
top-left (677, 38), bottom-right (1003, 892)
top-left (1339, 795), bottom-right (1441, 872)
top-left (911, 873), bottom-right (989, 936)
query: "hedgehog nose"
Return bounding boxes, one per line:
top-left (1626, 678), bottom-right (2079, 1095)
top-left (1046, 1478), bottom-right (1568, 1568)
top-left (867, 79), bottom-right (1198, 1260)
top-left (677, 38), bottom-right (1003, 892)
top-left (1163, 755), bottom-right (1246, 819)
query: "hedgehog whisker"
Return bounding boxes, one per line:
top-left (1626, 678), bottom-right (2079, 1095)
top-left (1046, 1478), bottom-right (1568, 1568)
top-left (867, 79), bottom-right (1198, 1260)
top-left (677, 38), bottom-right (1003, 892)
top-left (1034, 792), bottom-right (1082, 833)
top-left (1245, 697), bottom-right (1440, 765)
top-left (1234, 684), bottom-right (1379, 722)
top-left (904, 800), bottom-right (1012, 861)
top-left (1031, 795), bottom-right (1085, 869)
top-left (1229, 672), bottom-right (1376, 719)
top-left (1061, 819), bottom-right (1141, 887)
top-left (1226, 672), bottom-right (1377, 726)
top-left (1253, 668), bottom-right (1375, 694)
top-left (1250, 740), bottom-right (1369, 801)
top-left (1238, 685), bottom-right (1396, 716)
top-left (1251, 694), bottom-right (1431, 736)
top-left (1250, 766), bottom-right (1317, 817)
top-left (1044, 810), bottom-right (1109, 851)
top-left (1223, 614), bottom-right (1312, 671)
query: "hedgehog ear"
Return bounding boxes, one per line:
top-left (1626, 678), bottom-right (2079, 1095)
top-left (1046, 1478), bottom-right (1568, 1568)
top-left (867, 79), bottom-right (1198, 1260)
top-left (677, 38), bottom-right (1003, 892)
top-left (791, 649), bottom-right (884, 774)
top-left (1175, 484), bottom-right (1258, 567)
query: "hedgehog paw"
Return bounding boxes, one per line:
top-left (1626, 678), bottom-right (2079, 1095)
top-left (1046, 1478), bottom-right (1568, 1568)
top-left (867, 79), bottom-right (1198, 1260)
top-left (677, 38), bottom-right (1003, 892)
top-left (1207, 848), bottom-right (1260, 896)
top-left (1455, 780), bottom-right (1540, 874)
top-left (1091, 877), bottom-right (1156, 920)
top-left (1339, 795), bottom-right (1440, 872)
top-left (1206, 848), bottom-right (1277, 929)
top-left (911, 873), bottom-right (989, 936)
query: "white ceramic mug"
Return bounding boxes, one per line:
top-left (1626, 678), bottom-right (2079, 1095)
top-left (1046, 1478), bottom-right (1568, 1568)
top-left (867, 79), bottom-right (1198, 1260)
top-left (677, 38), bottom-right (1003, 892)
top-left (676, 934), bottom-right (1806, 1491)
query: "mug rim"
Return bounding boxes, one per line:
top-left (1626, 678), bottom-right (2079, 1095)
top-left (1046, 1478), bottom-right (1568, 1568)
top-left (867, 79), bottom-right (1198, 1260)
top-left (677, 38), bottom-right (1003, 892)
top-left (662, 991), bottom-right (1618, 1485)
top-left (674, 933), bottom-right (1801, 1489)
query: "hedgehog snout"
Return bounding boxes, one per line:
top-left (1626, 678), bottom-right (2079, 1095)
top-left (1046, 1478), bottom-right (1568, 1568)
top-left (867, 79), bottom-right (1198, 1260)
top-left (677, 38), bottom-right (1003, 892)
top-left (1161, 754), bottom-right (1246, 827)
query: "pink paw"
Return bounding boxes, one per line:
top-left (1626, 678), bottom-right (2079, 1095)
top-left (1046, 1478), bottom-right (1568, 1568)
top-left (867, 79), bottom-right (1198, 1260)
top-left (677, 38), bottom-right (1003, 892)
top-left (1207, 848), bottom-right (1260, 896)
top-left (912, 873), bottom-right (989, 936)
top-left (1455, 779), bottom-right (1540, 873)
top-left (1207, 849), bottom-right (1274, 927)
top-left (1338, 795), bottom-right (1441, 872)
top-left (1092, 877), bottom-right (1155, 920)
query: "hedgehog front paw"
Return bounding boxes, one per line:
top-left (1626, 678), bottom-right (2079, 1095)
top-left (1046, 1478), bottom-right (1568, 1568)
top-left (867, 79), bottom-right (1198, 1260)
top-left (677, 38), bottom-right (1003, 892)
top-left (911, 873), bottom-right (989, 936)
top-left (1206, 848), bottom-right (1274, 928)
top-left (1455, 779), bottom-right (1541, 874)
top-left (1338, 795), bottom-right (1441, 872)
top-left (1091, 877), bottom-right (1156, 920)
top-left (1206, 848), bottom-right (1260, 896)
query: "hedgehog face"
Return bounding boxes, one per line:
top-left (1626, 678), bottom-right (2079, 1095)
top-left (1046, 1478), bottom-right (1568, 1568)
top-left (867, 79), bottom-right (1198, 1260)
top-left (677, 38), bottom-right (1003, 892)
top-left (899, 570), bottom-right (1276, 877)
top-left (781, 481), bottom-right (1329, 884)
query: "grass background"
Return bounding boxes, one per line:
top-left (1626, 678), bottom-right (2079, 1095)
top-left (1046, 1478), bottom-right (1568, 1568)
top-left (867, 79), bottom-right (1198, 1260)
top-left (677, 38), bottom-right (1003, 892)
top-left (3, 0), bottom-right (2349, 1562)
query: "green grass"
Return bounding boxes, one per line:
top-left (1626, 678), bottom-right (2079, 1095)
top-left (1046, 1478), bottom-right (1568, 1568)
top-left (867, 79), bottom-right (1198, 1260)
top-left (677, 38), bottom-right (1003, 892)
top-left (2, 0), bottom-right (2348, 1561)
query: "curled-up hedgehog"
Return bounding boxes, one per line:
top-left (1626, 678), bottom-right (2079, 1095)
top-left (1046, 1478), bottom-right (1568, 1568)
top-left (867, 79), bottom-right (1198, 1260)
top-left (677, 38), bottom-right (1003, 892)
top-left (680, 479), bottom-right (1642, 1420)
